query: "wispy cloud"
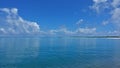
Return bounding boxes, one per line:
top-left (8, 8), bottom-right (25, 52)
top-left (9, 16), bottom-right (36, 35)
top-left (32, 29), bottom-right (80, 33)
top-left (76, 19), bottom-right (83, 27)
top-left (90, 0), bottom-right (109, 13)
top-left (102, 21), bottom-right (109, 25)
top-left (111, 0), bottom-right (120, 33)
top-left (90, 0), bottom-right (120, 35)
top-left (111, 0), bottom-right (120, 8)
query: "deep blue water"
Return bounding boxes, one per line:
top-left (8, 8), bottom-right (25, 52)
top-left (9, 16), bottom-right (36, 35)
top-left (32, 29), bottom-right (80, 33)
top-left (0, 37), bottom-right (120, 68)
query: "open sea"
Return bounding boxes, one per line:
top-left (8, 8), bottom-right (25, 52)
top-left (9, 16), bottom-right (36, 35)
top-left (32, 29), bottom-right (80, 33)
top-left (0, 37), bottom-right (120, 68)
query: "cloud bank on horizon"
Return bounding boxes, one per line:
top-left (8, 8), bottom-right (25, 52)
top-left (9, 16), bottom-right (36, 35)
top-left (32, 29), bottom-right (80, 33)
top-left (0, 0), bottom-right (120, 36)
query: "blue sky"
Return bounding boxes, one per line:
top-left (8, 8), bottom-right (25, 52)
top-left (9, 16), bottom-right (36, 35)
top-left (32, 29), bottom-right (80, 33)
top-left (0, 0), bottom-right (120, 36)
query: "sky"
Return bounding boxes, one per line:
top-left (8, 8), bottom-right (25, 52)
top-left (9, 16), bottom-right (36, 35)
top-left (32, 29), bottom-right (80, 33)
top-left (0, 0), bottom-right (120, 36)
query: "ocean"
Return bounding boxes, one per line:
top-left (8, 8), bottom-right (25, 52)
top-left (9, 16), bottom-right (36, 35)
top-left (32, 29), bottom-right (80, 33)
top-left (0, 37), bottom-right (120, 68)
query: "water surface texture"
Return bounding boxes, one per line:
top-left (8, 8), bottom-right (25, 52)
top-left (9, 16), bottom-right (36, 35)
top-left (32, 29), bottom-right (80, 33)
top-left (0, 37), bottom-right (120, 68)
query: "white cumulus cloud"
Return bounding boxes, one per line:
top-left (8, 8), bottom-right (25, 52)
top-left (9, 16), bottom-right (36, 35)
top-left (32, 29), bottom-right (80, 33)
top-left (0, 8), bottom-right (40, 35)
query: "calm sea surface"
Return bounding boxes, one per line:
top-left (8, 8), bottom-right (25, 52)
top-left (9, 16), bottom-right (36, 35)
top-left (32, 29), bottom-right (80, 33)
top-left (0, 37), bottom-right (120, 68)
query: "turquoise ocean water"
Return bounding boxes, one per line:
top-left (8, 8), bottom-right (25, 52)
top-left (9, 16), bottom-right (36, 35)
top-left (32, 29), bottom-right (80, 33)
top-left (0, 37), bottom-right (120, 68)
